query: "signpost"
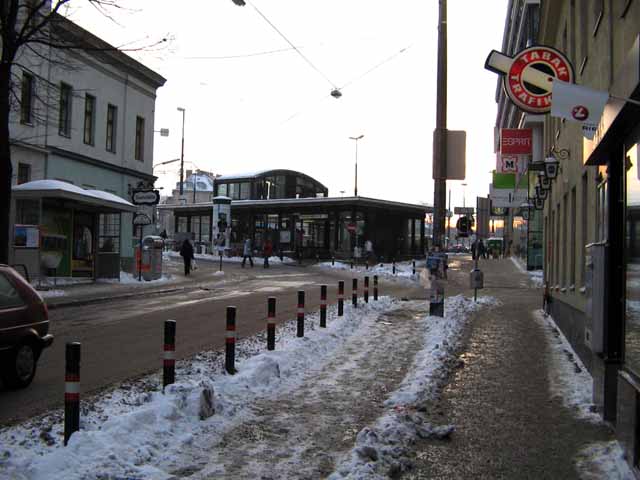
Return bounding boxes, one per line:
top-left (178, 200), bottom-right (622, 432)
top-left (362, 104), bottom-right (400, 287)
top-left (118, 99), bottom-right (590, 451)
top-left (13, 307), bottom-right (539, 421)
top-left (133, 213), bottom-right (152, 282)
top-left (454, 207), bottom-right (475, 215)
top-left (132, 190), bottom-right (160, 206)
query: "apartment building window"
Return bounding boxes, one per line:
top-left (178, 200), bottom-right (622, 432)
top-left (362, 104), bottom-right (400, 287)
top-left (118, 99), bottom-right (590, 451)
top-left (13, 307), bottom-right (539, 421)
top-left (106, 104), bottom-right (117, 153)
top-left (58, 82), bottom-right (72, 137)
top-left (593, 0), bottom-right (604, 36)
top-left (570, 187), bottom-right (577, 287)
top-left (17, 163), bottom-right (31, 185)
top-left (83, 94), bottom-right (96, 145)
top-left (135, 116), bottom-right (145, 161)
top-left (20, 72), bottom-right (34, 125)
top-left (581, 172), bottom-right (588, 285)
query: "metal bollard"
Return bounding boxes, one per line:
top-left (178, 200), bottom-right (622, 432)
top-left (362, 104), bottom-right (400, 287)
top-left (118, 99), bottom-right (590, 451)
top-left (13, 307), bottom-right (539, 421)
top-left (64, 342), bottom-right (81, 446)
top-left (320, 285), bottom-right (327, 328)
top-left (364, 276), bottom-right (369, 303)
top-left (267, 297), bottom-right (276, 350)
top-left (352, 278), bottom-right (358, 308)
top-left (332, 256), bottom-right (335, 266)
top-left (351, 260), bottom-right (354, 269)
top-left (297, 290), bottom-right (305, 337)
top-left (163, 320), bottom-right (176, 391)
top-left (393, 260), bottom-right (396, 275)
top-left (412, 260), bottom-right (416, 275)
top-left (374, 275), bottom-right (378, 300)
top-left (338, 281), bottom-right (344, 316)
top-left (225, 306), bottom-right (236, 374)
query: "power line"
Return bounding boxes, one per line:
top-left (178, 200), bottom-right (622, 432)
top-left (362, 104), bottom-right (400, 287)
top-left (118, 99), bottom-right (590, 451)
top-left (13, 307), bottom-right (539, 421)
top-left (246, 0), bottom-right (338, 89)
top-left (181, 46), bottom-right (297, 60)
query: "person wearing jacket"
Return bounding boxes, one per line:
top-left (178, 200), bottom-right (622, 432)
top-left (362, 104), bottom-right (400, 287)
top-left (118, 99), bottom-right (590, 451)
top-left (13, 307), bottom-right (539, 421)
top-left (242, 237), bottom-right (254, 268)
top-left (179, 238), bottom-right (195, 276)
top-left (263, 238), bottom-right (273, 268)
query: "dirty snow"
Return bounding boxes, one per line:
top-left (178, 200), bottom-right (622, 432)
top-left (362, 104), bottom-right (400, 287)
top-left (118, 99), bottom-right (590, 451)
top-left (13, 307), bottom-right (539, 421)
top-left (164, 251), bottom-right (296, 265)
top-left (510, 256), bottom-right (543, 287)
top-left (315, 260), bottom-right (422, 284)
top-left (533, 310), bottom-right (635, 479)
top-left (0, 295), bottom-right (497, 480)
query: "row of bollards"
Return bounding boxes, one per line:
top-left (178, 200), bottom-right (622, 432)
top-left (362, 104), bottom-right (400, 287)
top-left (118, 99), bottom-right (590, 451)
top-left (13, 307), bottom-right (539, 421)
top-left (62, 275), bottom-right (381, 446)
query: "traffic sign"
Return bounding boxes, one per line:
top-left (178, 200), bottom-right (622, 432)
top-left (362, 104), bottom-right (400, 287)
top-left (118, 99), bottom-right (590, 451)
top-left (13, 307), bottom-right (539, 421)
top-left (454, 207), bottom-right (475, 215)
top-left (347, 223), bottom-right (357, 233)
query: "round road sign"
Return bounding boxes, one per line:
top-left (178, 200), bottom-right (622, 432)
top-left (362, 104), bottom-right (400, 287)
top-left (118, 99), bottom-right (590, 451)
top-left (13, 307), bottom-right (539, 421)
top-left (504, 45), bottom-right (574, 114)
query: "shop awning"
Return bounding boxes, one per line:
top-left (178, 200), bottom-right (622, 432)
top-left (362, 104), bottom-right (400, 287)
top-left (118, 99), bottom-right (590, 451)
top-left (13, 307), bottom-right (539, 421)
top-left (12, 180), bottom-right (137, 213)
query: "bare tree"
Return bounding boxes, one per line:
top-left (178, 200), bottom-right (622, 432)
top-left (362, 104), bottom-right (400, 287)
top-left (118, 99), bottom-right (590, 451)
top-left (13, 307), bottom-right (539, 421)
top-left (0, 1), bottom-right (165, 264)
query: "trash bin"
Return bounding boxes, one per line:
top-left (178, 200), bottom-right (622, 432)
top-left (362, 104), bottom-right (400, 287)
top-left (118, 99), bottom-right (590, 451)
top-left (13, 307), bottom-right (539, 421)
top-left (141, 235), bottom-right (164, 281)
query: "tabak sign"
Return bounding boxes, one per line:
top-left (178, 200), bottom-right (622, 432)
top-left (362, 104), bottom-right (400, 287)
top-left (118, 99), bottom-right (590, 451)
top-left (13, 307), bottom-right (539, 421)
top-left (485, 46), bottom-right (575, 114)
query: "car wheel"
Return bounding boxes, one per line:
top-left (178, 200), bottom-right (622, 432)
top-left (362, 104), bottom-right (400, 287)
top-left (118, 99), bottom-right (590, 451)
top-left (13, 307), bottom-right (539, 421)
top-left (2, 343), bottom-right (38, 389)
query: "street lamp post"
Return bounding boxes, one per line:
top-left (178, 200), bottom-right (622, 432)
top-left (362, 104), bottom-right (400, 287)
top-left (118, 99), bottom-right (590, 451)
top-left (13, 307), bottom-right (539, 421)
top-left (349, 135), bottom-right (364, 196)
top-left (177, 107), bottom-right (186, 196)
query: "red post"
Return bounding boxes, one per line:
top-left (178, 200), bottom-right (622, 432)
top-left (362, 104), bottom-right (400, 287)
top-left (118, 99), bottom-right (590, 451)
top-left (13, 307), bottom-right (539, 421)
top-left (163, 320), bottom-right (176, 391)
top-left (374, 275), bottom-right (379, 300)
top-left (64, 342), bottom-right (81, 446)
top-left (352, 278), bottom-right (358, 308)
top-left (338, 281), bottom-right (344, 316)
top-left (225, 306), bottom-right (236, 374)
top-left (297, 290), bottom-right (305, 337)
top-left (364, 276), bottom-right (369, 303)
top-left (267, 297), bottom-right (276, 350)
top-left (320, 285), bottom-right (327, 328)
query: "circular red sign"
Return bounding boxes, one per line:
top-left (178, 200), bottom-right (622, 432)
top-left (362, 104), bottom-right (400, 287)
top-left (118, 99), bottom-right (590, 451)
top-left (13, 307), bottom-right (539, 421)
top-left (504, 45), bottom-right (574, 114)
top-left (571, 105), bottom-right (589, 121)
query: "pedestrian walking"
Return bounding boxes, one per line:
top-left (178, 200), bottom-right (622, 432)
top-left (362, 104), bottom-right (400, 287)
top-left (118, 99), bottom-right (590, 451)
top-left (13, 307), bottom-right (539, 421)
top-left (364, 239), bottom-right (373, 266)
top-left (179, 238), bottom-right (194, 276)
top-left (241, 237), bottom-right (253, 268)
top-left (263, 238), bottom-right (273, 268)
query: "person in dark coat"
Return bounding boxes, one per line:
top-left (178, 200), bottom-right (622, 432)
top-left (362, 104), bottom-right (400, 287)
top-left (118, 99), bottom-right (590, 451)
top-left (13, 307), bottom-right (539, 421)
top-left (263, 238), bottom-right (273, 268)
top-left (179, 239), bottom-right (194, 276)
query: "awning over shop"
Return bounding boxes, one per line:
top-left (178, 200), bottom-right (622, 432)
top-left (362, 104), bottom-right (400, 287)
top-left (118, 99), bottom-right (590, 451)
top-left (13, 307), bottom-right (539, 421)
top-left (12, 180), bottom-right (136, 212)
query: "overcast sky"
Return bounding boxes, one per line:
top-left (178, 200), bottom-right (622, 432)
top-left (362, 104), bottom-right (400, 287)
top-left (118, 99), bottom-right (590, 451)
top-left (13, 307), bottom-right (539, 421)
top-left (66, 0), bottom-right (507, 210)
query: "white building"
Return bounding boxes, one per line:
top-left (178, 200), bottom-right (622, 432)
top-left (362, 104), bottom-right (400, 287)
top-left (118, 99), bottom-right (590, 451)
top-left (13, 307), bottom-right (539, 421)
top-left (10, 13), bottom-right (166, 279)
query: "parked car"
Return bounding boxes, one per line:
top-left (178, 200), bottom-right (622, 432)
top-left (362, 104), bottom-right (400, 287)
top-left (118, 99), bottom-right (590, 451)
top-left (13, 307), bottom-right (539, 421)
top-left (0, 265), bottom-right (53, 388)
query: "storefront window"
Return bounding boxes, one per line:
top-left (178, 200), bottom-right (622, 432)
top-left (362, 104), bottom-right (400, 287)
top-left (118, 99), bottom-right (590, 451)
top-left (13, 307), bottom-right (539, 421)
top-left (15, 199), bottom-right (39, 225)
top-left (625, 142), bottom-right (640, 376)
top-left (177, 217), bottom-right (188, 233)
top-left (98, 213), bottom-right (120, 253)
top-left (240, 182), bottom-right (250, 200)
top-left (200, 216), bottom-right (210, 242)
top-left (218, 183), bottom-right (227, 197)
top-left (192, 216), bottom-right (201, 242)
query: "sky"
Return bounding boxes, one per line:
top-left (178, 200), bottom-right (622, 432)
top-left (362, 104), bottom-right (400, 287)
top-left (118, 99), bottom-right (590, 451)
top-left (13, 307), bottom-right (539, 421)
top-left (64, 0), bottom-right (508, 210)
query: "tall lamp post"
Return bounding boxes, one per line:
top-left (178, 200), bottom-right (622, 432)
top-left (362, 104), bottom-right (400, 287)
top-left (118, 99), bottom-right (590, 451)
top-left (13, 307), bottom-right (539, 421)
top-left (177, 107), bottom-right (186, 196)
top-left (349, 135), bottom-right (364, 196)
top-left (432, 0), bottom-right (447, 248)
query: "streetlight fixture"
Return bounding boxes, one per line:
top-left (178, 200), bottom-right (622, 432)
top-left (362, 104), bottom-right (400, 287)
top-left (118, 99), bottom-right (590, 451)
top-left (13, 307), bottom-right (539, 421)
top-left (152, 157), bottom-right (180, 172)
top-left (349, 135), bottom-right (364, 196)
top-left (461, 182), bottom-right (468, 208)
top-left (177, 107), bottom-right (186, 196)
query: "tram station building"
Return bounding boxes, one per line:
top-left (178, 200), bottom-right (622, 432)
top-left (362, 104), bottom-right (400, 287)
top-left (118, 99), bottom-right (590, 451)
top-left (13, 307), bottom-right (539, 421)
top-left (157, 169), bottom-right (429, 261)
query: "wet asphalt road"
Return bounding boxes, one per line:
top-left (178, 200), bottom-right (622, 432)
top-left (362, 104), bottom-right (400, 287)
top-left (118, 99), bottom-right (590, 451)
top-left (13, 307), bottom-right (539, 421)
top-left (0, 263), bottom-right (426, 426)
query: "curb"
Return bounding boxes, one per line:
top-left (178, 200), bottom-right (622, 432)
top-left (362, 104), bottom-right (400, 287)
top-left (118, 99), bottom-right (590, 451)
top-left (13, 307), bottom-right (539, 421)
top-left (46, 286), bottom-right (187, 310)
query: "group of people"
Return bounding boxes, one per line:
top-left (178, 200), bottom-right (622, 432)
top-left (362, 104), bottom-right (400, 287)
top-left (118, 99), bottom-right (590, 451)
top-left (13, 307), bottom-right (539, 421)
top-left (241, 237), bottom-right (273, 268)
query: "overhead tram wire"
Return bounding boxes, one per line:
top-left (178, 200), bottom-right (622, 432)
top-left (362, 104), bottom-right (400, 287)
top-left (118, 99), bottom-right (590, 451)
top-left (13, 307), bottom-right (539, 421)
top-left (244, 0), bottom-right (340, 92)
top-left (280, 43), bottom-right (415, 124)
top-left (181, 46), bottom-right (298, 61)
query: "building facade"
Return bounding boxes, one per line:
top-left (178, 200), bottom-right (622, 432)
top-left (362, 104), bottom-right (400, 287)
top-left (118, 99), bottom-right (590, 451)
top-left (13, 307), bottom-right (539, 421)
top-left (495, 0), bottom-right (640, 472)
top-left (158, 169), bottom-right (428, 261)
top-left (9, 13), bottom-right (166, 278)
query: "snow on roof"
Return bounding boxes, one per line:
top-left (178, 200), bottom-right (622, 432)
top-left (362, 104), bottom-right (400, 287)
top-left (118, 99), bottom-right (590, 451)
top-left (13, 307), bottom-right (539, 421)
top-left (215, 170), bottom-right (271, 181)
top-left (13, 180), bottom-right (135, 210)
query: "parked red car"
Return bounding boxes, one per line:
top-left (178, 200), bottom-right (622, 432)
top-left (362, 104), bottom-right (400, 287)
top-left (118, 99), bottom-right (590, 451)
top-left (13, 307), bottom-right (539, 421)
top-left (0, 265), bottom-right (53, 388)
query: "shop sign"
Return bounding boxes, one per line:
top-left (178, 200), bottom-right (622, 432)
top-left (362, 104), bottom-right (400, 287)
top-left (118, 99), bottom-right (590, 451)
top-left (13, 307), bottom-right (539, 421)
top-left (500, 129), bottom-right (532, 155)
top-left (132, 189), bottom-right (160, 206)
top-left (485, 45), bottom-right (574, 114)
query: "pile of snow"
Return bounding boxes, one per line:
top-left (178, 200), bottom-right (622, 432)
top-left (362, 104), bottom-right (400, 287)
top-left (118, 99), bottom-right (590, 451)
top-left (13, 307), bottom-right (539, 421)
top-left (316, 260), bottom-right (422, 283)
top-left (534, 310), bottom-right (635, 479)
top-left (36, 289), bottom-right (66, 298)
top-left (0, 298), bottom-right (412, 479)
top-left (510, 256), bottom-right (543, 287)
top-left (330, 295), bottom-right (501, 478)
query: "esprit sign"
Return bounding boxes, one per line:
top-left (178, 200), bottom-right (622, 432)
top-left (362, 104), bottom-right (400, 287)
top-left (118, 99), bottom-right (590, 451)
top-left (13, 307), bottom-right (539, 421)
top-left (485, 46), bottom-right (574, 114)
top-left (500, 129), bottom-right (532, 155)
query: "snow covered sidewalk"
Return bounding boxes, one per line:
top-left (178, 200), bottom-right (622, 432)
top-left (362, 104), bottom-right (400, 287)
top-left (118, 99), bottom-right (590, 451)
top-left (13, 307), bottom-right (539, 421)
top-left (0, 295), bottom-right (496, 480)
